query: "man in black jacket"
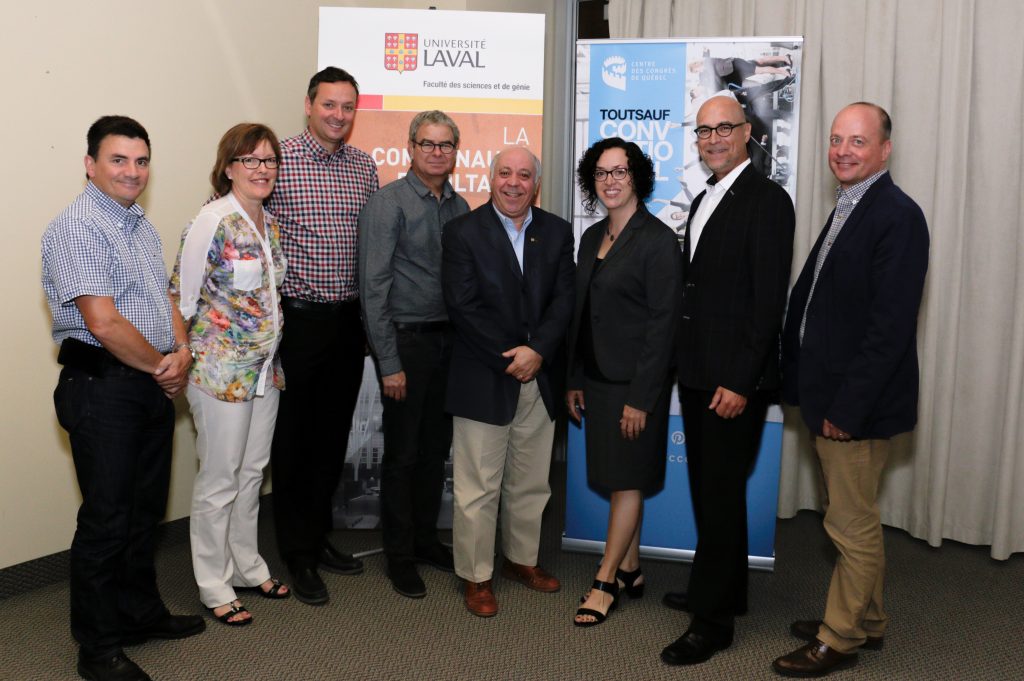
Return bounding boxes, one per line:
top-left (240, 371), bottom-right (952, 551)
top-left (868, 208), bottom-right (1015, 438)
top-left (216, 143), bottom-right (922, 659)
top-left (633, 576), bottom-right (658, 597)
top-left (661, 95), bottom-right (795, 666)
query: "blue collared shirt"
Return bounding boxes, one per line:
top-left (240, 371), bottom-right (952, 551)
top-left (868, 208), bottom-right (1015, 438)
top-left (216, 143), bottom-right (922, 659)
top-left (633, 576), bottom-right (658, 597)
top-left (42, 182), bottom-right (175, 352)
top-left (493, 204), bottom-right (533, 271)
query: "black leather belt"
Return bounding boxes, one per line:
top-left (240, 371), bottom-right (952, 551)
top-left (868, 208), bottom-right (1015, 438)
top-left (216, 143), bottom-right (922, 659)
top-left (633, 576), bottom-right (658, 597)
top-left (282, 296), bottom-right (359, 318)
top-left (394, 321), bottom-right (451, 333)
top-left (58, 338), bottom-right (152, 378)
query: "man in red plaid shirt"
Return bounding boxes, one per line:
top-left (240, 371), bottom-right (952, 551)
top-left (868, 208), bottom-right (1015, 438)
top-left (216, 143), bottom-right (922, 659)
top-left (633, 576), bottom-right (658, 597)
top-left (267, 66), bottom-right (379, 605)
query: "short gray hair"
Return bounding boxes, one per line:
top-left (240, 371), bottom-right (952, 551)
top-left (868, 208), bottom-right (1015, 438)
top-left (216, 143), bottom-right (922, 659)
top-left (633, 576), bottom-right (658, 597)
top-left (489, 146), bottom-right (542, 182)
top-left (408, 110), bottom-right (460, 147)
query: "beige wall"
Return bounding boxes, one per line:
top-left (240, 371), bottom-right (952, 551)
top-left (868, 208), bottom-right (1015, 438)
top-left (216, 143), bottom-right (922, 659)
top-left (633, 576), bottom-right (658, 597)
top-left (0, 0), bottom-right (568, 569)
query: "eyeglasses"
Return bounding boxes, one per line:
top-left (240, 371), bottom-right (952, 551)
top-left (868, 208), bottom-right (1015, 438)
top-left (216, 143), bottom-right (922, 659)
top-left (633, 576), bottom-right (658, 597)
top-left (232, 156), bottom-right (280, 169)
top-left (693, 121), bottom-right (748, 139)
top-left (413, 140), bottom-right (456, 154)
top-left (593, 167), bottom-right (629, 182)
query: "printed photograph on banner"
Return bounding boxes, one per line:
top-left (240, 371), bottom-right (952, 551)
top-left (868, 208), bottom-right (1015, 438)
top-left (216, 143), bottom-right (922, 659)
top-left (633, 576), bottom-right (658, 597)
top-left (574, 39), bottom-right (802, 247)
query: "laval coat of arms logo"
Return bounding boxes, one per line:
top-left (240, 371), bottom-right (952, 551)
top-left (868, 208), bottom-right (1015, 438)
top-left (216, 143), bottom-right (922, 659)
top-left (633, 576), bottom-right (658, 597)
top-left (384, 33), bottom-right (418, 73)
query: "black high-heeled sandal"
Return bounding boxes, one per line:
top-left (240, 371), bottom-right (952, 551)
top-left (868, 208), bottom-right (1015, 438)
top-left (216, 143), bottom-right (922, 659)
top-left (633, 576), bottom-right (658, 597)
top-left (574, 579), bottom-right (619, 627)
top-left (616, 567), bottom-right (645, 599)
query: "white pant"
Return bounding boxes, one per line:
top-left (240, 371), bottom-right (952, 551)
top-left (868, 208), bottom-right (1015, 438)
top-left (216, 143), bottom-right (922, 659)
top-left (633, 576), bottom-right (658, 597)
top-left (452, 381), bottom-right (555, 583)
top-left (187, 385), bottom-right (278, 608)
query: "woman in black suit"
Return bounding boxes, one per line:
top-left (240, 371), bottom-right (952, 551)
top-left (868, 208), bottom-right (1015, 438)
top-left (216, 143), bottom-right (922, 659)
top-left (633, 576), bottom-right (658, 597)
top-left (568, 138), bottom-right (682, 626)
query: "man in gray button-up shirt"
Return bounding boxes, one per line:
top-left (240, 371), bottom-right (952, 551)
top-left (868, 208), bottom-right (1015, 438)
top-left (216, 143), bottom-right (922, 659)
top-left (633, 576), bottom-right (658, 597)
top-left (358, 110), bottom-right (469, 599)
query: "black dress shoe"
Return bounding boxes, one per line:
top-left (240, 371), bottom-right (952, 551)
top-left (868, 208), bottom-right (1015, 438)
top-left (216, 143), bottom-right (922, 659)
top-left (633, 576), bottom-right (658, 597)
top-left (660, 628), bottom-right (733, 666)
top-left (77, 652), bottom-right (152, 681)
top-left (662, 590), bottom-right (690, 612)
top-left (319, 541), bottom-right (364, 575)
top-left (388, 560), bottom-right (427, 598)
top-left (121, 614), bottom-right (205, 645)
top-left (290, 566), bottom-right (329, 605)
top-left (414, 543), bottom-right (455, 572)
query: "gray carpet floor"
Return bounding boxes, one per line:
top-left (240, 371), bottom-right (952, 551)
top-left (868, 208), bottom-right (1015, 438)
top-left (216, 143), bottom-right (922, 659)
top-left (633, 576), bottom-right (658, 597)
top-left (2, 462), bottom-right (1021, 680)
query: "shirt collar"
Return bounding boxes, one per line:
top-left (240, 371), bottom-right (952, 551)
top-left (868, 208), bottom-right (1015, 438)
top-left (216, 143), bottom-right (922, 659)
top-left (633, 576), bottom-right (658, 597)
top-left (835, 169), bottom-right (887, 204)
top-left (706, 158), bottom-right (750, 194)
top-left (299, 128), bottom-right (347, 161)
top-left (404, 169), bottom-right (453, 200)
top-left (492, 203), bottom-right (533, 233)
top-left (85, 181), bottom-right (145, 230)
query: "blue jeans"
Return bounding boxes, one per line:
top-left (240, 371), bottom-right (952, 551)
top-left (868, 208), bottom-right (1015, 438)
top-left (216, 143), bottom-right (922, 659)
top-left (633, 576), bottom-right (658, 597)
top-left (54, 364), bottom-right (173, 659)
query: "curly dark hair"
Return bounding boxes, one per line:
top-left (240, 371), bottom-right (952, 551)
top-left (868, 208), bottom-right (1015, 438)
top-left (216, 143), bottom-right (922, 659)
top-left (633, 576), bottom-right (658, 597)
top-left (576, 137), bottom-right (656, 214)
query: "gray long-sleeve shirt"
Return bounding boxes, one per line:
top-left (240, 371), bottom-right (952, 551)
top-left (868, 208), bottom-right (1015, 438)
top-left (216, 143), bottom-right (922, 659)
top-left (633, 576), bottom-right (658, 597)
top-left (358, 171), bottom-right (469, 376)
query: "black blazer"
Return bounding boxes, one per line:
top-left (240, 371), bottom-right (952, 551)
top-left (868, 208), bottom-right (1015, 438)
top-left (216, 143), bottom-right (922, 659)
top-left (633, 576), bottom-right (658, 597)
top-left (676, 164), bottom-right (795, 396)
top-left (567, 205), bottom-right (682, 412)
top-left (442, 202), bottom-right (575, 426)
top-left (781, 172), bottom-right (929, 439)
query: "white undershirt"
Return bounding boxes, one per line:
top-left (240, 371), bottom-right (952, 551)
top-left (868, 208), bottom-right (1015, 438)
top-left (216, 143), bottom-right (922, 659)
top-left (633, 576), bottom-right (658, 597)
top-left (688, 159), bottom-right (750, 261)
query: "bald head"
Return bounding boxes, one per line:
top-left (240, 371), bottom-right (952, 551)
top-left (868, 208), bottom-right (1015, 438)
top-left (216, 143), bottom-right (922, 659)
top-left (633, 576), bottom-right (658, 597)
top-left (828, 102), bottom-right (893, 189)
top-left (695, 95), bottom-right (751, 180)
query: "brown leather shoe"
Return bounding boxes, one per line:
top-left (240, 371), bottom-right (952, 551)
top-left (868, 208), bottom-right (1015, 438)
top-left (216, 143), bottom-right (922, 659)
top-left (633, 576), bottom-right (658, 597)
top-left (790, 620), bottom-right (884, 651)
top-left (464, 580), bottom-right (498, 617)
top-left (772, 640), bottom-right (858, 677)
top-left (501, 560), bottom-right (560, 593)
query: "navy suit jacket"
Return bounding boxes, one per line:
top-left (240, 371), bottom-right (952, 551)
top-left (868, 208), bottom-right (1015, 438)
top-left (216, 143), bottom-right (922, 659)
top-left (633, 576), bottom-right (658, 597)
top-left (442, 202), bottom-right (575, 425)
top-left (781, 172), bottom-right (929, 438)
top-left (677, 164), bottom-right (795, 396)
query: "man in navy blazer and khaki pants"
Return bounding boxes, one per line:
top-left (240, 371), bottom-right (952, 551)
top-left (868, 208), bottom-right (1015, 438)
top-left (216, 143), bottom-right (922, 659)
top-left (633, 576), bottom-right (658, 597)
top-left (661, 95), bottom-right (795, 666)
top-left (773, 102), bottom-right (929, 677)
top-left (442, 147), bottom-right (575, 617)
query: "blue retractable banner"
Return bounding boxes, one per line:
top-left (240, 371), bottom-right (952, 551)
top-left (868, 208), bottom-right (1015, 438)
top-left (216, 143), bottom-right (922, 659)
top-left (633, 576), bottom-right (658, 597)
top-left (565, 37), bottom-right (804, 570)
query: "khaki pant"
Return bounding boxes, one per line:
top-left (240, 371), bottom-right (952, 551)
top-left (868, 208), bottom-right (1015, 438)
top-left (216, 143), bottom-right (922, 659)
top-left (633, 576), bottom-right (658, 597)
top-left (814, 435), bottom-right (890, 653)
top-left (452, 381), bottom-right (555, 583)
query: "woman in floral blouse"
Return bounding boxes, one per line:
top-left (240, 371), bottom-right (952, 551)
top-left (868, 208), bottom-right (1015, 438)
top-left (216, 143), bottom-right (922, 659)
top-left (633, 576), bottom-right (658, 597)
top-left (169, 123), bottom-right (288, 626)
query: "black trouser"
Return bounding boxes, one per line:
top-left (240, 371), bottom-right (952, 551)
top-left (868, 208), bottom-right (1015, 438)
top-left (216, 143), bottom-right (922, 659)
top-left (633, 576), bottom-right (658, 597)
top-left (678, 386), bottom-right (769, 633)
top-left (380, 326), bottom-right (453, 562)
top-left (272, 298), bottom-right (365, 569)
top-left (54, 341), bottom-right (173, 660)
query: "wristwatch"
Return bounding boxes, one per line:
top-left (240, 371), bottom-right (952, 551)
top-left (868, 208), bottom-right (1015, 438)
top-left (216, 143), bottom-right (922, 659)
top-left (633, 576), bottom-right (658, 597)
top-left (171, 342), bottom-right (198, 362)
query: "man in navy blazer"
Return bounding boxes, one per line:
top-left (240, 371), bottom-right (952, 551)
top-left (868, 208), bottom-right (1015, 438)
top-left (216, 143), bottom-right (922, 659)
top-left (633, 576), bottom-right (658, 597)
top-left (442, 147), bottom-right (575, 617)
top-left (772, 103), bottom-right (929, 678)
top-left (661, 95), bottom-right (795, 667)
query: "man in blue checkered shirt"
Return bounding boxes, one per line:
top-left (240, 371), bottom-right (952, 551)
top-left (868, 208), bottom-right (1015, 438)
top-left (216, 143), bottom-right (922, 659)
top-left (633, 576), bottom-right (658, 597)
top-left (41, 116), bottom-right (205, 681)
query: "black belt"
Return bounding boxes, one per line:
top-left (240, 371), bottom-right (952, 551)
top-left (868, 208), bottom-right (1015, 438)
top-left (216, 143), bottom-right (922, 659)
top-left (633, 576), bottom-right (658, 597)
top-left (282, 296), bottom-right (359, 318)
top-left (394, 321), bottom-right (451, 333)
top-left (57, 338), bottom-right (152, 378)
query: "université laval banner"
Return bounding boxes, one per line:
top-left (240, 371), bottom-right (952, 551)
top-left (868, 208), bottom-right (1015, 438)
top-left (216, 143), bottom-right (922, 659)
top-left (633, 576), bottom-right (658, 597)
top-left (317, 7), bottom-right (546, 530)
top-left (319, 7), bottom-right (545, 209)
top-left (565, 38), bottom-right (803, 569)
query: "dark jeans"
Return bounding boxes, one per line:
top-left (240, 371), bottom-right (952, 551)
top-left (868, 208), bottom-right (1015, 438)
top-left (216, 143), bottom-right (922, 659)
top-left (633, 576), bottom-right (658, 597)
top-left (380, 328), bottom-right (453, 561)
top-left (679, 386), bottom-right (768, 632)
top-left (272, 299), bottom-right (365, 569)
top-left (54, 365), bottom-right (173, 659)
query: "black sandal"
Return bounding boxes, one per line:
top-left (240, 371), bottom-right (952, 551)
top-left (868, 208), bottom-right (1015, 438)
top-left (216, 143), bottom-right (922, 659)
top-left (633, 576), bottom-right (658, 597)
top-left (210, 603), bottom-right (252, 627)
top-left (236, 578), bottom-right (290, 600)
top-left (616, 567), bottom-right (645, 599)
top-left (574, 580), bottom-right (618, 627)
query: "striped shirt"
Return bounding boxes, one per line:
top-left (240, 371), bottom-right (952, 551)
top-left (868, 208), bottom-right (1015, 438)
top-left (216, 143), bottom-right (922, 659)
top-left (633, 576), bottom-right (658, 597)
top-left (41, 182), bottom-right (175, 352)
top-left (267, 129), bottom-right (379, 302)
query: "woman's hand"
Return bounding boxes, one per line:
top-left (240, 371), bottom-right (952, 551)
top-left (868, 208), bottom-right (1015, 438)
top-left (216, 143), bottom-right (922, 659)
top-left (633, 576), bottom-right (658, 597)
top-left (620, 404), bottom-right (647, 440)
top-left (566, 390), bottom-right (585, 422)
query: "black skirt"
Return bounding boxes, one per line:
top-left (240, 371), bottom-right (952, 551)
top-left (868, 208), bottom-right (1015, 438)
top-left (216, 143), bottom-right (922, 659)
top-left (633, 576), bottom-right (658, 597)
top-left (583, 376), bottom-right (671, 496)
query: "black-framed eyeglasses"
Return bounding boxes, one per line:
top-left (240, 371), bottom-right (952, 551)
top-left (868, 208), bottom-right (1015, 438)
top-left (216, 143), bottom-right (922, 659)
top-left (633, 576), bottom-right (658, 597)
top-left (594, 167), bottom-right (629, 182)
top-left (414, 140), bottom-right (456, 154)
top-left (232, 156), bottom-right (280, 169)
top-left (693, 121), bottom-right (748, 139)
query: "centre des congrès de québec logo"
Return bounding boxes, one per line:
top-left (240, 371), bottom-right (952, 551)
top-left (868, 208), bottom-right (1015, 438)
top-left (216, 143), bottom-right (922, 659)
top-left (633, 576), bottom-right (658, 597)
top-left (384, 33), bottom-right (418, 73)
top-left (601, 55), bottom-right (627, 91)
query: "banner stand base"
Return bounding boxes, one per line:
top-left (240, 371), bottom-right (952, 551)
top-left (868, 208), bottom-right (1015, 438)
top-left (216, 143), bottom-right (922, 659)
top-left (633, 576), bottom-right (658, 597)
top-left (561, 535), bottom-right (775, 572)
